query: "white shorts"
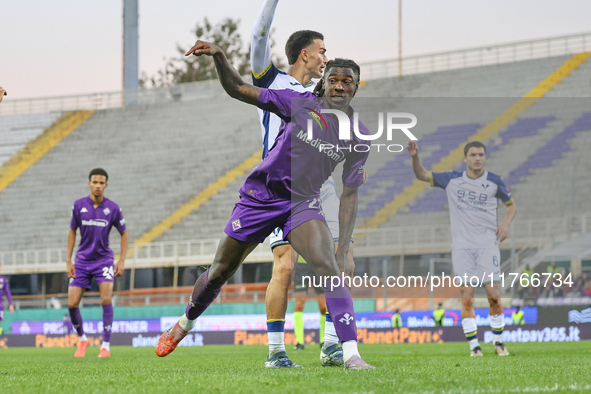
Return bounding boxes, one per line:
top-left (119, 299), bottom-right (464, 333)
top-left (269, 177), bottom-right (352, 249)
top-left (451, 248), bottom-right (501, 286)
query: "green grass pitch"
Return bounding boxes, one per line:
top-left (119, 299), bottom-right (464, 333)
top-left (1, 341), bottom-right (591, 393)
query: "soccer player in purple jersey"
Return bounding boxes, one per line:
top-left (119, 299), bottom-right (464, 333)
top-left (155, 40), bottom-right (374, 369)
top-left (0, 266), bottom-right (14, 335)
top-left (67, 168), bottom-right (128, 358)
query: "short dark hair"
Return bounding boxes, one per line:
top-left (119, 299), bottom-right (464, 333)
top-left (285, 30), bottom-right (324, 65)
top-left (464, 141), bottom-right (486, 156)
top-left (324, 58), bottom-right (361, 82)
top-left (89, 168), bottom-right (108, 181)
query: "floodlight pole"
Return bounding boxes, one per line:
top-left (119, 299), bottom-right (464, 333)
top-left (398, 0), bottom-right (402, 79)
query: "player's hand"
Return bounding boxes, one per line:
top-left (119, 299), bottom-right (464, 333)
top-left (185, 40), bottom-right (221, 57)
top-left (362, 168), bottom-right (368, 184)
top-left (335, 250), bottom-right (352, 278)
top-left (66, 260), bottom-right (76, 278)
top-left (496, 222), bottom-right (509, 242)
top-left (9, 304), bottom-right (14, 314)
top-left (114, 259), bottom-right (125, 277)
top-left (0, 86), bottom-right (6, 103)
top-left (407, 141), bottom-right (419, 157)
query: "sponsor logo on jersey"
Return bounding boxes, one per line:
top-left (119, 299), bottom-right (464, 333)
top-left (82, 219), bottom-right (108, 227)
top-left (80, 207), bottom-right (88, 213)
top-left (232, 219), bottom-right (242, 231)
top-left (103, 208), bottom-right (110, 215)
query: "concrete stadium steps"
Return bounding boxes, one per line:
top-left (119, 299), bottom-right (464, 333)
top-left (359, 56), bottom-right (571, 98)
top-left (0, 112), bottom-right (64, 167)
top-left (0, 96), bottom-right (261, 251)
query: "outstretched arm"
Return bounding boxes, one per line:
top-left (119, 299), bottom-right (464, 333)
top-left (251, 0), bottom-right (279, 76)
top-left (407, 141), bottom-right (429, 182)
top-left (336, 186), bottom-right (359, 277)
top-left (186, 41), bottom-right (261, 106)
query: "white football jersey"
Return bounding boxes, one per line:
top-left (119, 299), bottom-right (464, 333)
top-left (430, 170), bottom-right (513, 249)
top-left (252, 64), bottom-right (316, 158)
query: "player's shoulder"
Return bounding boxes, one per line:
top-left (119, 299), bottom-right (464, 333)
top-left (442, 170), bottom-right (464, 180)
top-left (73, 196), bottom-right (89, 207)
top-left (485, 171), bottom-right (505, 185)
top-left (104, 197), bottom-right (122, 210)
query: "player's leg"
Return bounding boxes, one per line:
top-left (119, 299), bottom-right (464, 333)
top-left (478, 248), bottom-right (509, 356)
top-left (264, 233), bottom-right (292, 359)
top-left (454, 249), bottom-right (482, 356)
top-left (68, 265), bottom-right (91, 357)
top-left (0, 310), bottom-right (4, 335)
top-left (293, 295), bottom-right (306, 350)
top-left (156, 234), bottom-right (258, 357)
top-left (317, 295), bottom-right (327, 348)
top-left (288, 219), bottom-right (374, 369)
top-left (97, 281), bottom-right (114, 357)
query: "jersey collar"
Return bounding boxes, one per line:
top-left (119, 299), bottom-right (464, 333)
top-left (464, 170), bottom-right (487, 181)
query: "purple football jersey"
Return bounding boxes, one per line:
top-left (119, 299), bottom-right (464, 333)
top-left (70, 197), bottom-right (126, 263)
top-left (0, 275), bottom-right (12, 310)
top-left (240, 89), bottom-right (370, 202)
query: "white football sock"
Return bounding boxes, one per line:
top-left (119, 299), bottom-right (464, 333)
top-left (342, 340), bottom-right (360, 362)
top-left (490, 313), bottom-right (505, 343)
top-left (101, 341), bottom-right (110, 351)
top-left (179, 313), bottom-right (196, 331)
top-left (324, 319), bottom-right (339, 348)
top-left (462, 317), bottom-right (480, 350)
top-left (80, 334), bottom-right (88, 342)
top-left (267, 332), bottom-right (285, 356)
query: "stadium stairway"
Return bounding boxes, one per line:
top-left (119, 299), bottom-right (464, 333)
top-left (359, 52), bottom-right (591, 230)
top-left (0, 111), bottom-right (93, 194)
top-left (0, 96), bottom-right (261, 252)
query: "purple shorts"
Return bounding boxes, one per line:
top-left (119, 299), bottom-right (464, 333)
top-left (224, 195), bottom-right (326, 243)
top-left (69, 259), bottom-right (115, 290)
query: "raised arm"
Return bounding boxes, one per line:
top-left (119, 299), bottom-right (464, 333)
top-left (251, 0), bottom-right (279, 76)
top-left (186, 41), bottom-right (261, 106)
top-left (336, 186), bottom-right (359, 277)
top-left (407, 141), bottom-right (429, 182)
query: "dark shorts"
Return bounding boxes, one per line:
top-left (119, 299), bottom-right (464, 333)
top-left (69, 259), bottom-right (115, 290)
top-left (294, 263), bottom-right (324, 295)
top-left (224, 195), bottom-right (326, 243)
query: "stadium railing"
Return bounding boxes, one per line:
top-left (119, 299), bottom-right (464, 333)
top-left (1, 213), bottom-right (589, 277)
top-left (1, 31), bottom-right (590, 116)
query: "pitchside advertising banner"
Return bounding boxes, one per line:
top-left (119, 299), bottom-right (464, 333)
top-left (2, 325), bottom-right (590, 348)
top-left (10, 308), bottom-right (537, 336)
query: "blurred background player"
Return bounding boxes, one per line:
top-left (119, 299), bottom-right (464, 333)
top-left (250, 0), bottom-right (355, 368)
top-left (0, 86), bottom-right (6, 103)
top-left (67, 168), bottom-right (128, 358)
top-left (0, 265), bottom-right (14, 335)
top-left (292, 254), bottom-right (327, 350)
top-left (391, 309), bottom-right (402, 328)
top-left (408, 140), bottom-right (516, 357)
top-left (433, 303), bottom-right (445, 326)
top-left (157, 39), bottom-right (374, 370)
top-left (512, 307), bottom-right (525, 325)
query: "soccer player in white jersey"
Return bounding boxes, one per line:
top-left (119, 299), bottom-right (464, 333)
top-left (250, 0), bottom-right (357, 368)
top-left (408, 141), bottom-right (517, 356)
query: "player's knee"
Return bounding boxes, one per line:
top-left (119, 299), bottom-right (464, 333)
top-left (272, 258), bottom-right (292, 284)
top-left (461, 297), bottom-right (475, 310)
top-left (488, 297), bottom-right (501, 308)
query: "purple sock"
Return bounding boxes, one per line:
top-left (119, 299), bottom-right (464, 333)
top-left (323, 282), bottom-right (358, 343)
top-left (68, 307), bottom-right (85, 337)
top-left (102, 304), bottom-right (114, 342)
top-left (185, 269), bottom-right (224, 320)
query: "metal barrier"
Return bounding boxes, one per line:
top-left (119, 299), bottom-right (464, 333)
top-left (1, 213), bottom-right (589, 276)
top-left (2, 32), bottom-right (590, 116)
